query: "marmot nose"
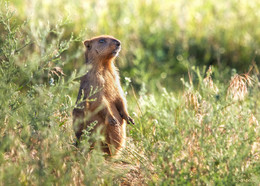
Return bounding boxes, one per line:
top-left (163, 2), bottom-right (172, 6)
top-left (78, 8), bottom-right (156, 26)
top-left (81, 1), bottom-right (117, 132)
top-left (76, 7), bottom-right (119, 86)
top-left (112, 39), bottom-right (121, 47)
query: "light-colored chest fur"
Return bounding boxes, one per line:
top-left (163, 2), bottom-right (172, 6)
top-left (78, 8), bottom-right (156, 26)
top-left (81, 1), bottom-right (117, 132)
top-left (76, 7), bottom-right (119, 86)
top-left (82, 68), bottom-right (122, 102)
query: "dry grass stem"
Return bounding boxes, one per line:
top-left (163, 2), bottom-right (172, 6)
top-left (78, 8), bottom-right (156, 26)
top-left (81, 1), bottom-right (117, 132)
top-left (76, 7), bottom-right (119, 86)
top-left (227, 73), bottom-right (254, 101)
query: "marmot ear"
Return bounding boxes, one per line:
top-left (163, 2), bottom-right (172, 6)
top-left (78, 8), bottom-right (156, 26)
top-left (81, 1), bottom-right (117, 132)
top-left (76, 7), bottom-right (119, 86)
top-left (83, 40), bottom-right (91, 50)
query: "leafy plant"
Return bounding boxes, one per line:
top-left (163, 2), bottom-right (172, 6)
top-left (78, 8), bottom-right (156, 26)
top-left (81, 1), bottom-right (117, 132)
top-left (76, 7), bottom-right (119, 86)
top-left (0, 1), bottom-right (259, 185)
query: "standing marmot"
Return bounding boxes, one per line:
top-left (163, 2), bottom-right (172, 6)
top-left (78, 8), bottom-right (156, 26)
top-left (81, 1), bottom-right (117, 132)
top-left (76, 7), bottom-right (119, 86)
top-left (73, 35), bottom-right (134, 156)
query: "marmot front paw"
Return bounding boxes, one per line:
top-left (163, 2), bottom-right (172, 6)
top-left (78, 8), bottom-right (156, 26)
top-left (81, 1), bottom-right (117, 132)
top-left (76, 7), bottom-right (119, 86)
top-left (127, 116), bottom-right (135, 125)
top-left (108, 116), bottom-right (120, 126)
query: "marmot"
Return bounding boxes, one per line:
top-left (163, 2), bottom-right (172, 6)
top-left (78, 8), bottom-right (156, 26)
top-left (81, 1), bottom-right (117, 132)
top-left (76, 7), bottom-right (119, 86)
top-left (73, 35), bottom-right (134, 156)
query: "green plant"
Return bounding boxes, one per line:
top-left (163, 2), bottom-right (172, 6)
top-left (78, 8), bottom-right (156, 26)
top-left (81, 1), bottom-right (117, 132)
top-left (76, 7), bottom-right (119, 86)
top-left (0, 1), bottom-right (259, 185)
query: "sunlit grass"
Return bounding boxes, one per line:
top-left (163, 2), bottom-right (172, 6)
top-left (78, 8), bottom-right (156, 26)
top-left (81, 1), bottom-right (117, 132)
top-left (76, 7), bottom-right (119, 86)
top-left (0, 0), bottom-right (260, 185)
top-left (7, 0), bottom-right (260, 91)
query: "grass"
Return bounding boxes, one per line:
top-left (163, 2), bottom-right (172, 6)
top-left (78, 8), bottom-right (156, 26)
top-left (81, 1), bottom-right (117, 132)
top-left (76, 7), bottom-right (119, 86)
top-left (0, 0), bottom-right (260, 185)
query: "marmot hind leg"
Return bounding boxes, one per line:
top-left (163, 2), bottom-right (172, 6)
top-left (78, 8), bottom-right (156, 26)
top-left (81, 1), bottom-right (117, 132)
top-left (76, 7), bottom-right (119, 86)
top-left (72, 108), bottom-right (85, 141)
top-left (106, 122), bottom-right (126, 156)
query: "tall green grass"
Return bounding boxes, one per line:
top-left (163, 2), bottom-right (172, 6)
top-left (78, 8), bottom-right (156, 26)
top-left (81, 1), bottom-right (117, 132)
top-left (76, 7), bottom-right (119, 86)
top-left (7, 0), bottom-right (260, 91)
top-left (128, 66), bottom-right (260, 184)
top-left (0, 1), bottom-right (260, 185)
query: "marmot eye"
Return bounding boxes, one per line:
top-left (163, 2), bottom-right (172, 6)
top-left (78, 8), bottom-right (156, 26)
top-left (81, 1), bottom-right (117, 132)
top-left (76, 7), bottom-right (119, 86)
top-left (99, 39), bottom-right (105, 43)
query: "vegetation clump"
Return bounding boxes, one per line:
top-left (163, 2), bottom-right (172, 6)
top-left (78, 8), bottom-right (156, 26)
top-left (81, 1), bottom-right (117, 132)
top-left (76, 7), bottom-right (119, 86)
top-left (0, 1), bottom-right (259, 185)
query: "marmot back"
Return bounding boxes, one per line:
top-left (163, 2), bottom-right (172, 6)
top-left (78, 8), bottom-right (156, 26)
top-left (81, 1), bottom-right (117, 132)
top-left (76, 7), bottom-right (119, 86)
top-left (73, 35), bottom-right (134, 156)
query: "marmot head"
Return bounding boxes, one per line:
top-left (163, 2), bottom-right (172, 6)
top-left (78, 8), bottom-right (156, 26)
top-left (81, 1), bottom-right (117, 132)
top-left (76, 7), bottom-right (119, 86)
top-left (83, 35), bottom-right (121, 64)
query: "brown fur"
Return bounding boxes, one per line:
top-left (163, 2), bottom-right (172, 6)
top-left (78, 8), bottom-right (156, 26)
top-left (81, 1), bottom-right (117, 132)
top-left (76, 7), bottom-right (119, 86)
top-left (73, 35), bottom-right (134, 156)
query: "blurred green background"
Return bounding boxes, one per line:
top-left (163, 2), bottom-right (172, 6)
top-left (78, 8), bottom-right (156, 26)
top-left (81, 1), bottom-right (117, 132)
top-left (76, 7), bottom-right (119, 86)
top-left (1, 0), bottom-right (260, 184)
top-left (6, 0), bottom-right (260, 91)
